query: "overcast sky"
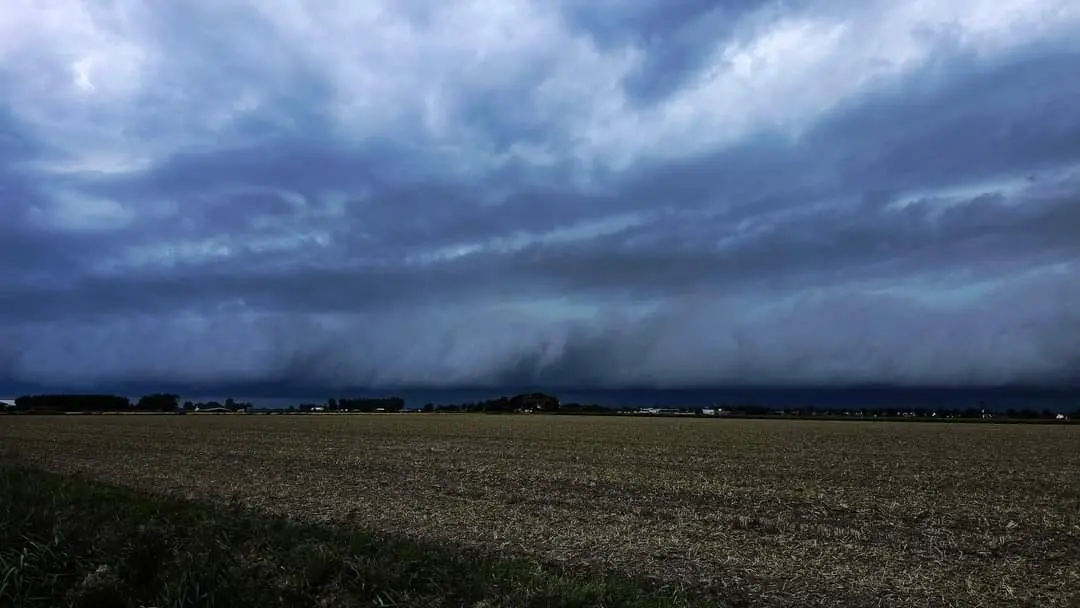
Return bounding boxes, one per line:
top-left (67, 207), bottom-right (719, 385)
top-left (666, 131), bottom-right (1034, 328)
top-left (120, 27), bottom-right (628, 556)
top-left (1, 0), bottom-right (1079, 391)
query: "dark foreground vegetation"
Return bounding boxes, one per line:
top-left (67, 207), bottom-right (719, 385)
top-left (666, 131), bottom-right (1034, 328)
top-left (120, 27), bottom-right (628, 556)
top-left (0, 464), bottom-right (709, 608)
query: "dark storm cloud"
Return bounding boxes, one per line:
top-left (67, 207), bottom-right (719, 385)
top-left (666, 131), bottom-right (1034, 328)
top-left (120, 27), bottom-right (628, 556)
top-left (0, 108), bottom-right (98, 286)
top-left (562, 0), bottom-right (768, 103)
top-left (4, 177), bottom-right (1077, 320)
top-left (1, 0), bottom-right (1079, 390)
top-left (816, 49), bottom-right (1080, 193)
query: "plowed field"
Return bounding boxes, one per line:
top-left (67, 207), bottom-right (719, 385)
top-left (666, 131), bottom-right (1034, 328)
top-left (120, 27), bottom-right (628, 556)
top-left (2, 414), bottom-right (1077, 607)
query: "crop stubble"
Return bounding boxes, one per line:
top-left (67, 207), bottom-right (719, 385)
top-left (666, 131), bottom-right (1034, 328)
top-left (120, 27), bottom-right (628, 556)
top-left (1, 414), bottom-right (1077, 607)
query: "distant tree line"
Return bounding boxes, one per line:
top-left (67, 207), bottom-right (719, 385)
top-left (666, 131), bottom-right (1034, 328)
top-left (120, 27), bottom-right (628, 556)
top-left (13, 394), bottom-right (134, 412)
top-left (286, 397), bottom-right (406, 413)
top-left (427, 401), bottom-right (1078, 420)
top-left (417, 393), bottom-right (614, 414)
top-left (427, 393), bottom-right (561, 413)
top-left (771, 406), bottom-right (1076, 420)
top-left (9, 394), bottom-right (250, 413)
top-left (137, 394), bottom-right (181, 411)
top-left (335, 397), bottom-right (405, 412)
top-left (4, 392), bottom-right (1077, 421)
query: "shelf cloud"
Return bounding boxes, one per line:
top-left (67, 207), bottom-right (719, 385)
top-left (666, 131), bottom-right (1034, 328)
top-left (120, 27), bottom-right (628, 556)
top-left (2, 0), bottom-right (1079, 390)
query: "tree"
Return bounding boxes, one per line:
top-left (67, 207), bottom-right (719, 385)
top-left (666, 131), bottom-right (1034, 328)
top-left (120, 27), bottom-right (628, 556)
top-left (136, 394), bottom-right (180, 412)
top-left (16, 394), bottom-right (130, 412)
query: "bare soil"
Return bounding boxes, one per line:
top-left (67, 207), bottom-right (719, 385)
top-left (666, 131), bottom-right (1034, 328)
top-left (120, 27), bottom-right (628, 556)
top-left (2, 414), bottom-right (1077, 607)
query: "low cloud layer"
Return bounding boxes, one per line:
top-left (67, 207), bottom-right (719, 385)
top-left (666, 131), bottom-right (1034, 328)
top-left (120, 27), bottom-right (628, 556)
top-left (1, 0), bottom-right (1079, 390)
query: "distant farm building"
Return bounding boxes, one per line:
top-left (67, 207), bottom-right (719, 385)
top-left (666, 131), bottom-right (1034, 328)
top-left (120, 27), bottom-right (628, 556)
top-left (638, 407), bottom-right (681, 415)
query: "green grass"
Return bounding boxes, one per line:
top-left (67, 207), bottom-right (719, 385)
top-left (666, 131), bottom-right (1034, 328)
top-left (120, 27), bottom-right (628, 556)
top-left (0, 465), bottom-right (719, 608)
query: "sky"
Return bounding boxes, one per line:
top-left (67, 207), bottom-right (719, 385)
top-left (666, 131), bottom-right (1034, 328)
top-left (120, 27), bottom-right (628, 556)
top-left (1, 0), bottom-right (1079, 393)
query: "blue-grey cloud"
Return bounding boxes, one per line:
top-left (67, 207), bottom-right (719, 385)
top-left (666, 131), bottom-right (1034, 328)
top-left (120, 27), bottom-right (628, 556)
top-left (1, 0), bottom-right (1079, 391)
